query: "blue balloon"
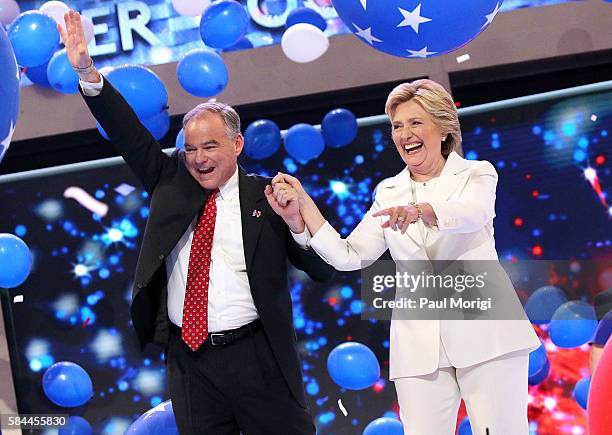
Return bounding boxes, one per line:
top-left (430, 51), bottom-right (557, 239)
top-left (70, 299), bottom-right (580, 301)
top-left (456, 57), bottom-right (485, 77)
top-left (457, 417), bottom-right (472, 435)
top-left (47, 49), bottom-right (79, 94)
top-left (26, 60), bottom-right (51, 87)
top-left (0, 233), bottom-right (32, 288)
top-left (286, 7), bottom-right (327, 31)
top-left (58, 416), bottom-right (93, 435)
top-left (244, 119), bottom-right (281, 160)
top-left (177, 48), bottom-right (228, 97)
top-left (528, 359), bottom-right (550, 385)
top-left (327, 342), bottom-right (380, 390)
top-left (106, 65), bottom-right (168, 119)
top-left (222, 37), bottom-right (254, 52)
top-left (143, 110), bottom-right (170, 140)
top-left (200, 0), bottom-right (249, 49)
top-left (0, 234), bottom-right (32, 288)
top-left (7, 11), bottom-right (59, 67)
top-left (362, 417), bottom-right (403, 435)
top-left (573, 376), bottom-right (590, 410)
top-left (0, 26), bottom-right (20, 165)
top-left (284, 124), bottom-right (325, 162)
top-left (126, 400), bottom-right (178, 435)
top-left (322, 108), bottom-right (358, 148)
top-left (524, 285), bottom-right (568, 324)
top-left (176, 128), bottom-right (185, 149)
top-left (332, 0), bottom-right (501, 58)
top-left (593, 311), bottom-right (612, 346)
top-left (42, 362), bottom-right (93, 407)
top-left (528, 340), bottom-right (548, 377)
top-left (550, 301), bottom-right (598, 348)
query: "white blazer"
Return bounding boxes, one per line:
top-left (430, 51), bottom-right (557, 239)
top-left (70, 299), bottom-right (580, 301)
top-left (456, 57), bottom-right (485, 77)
top-left (310, 152), bottom-right (540, 379)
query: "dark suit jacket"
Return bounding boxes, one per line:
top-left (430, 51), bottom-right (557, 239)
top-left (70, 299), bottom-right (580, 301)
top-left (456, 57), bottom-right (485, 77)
top-left (80, 79), bottom-right (335, 407)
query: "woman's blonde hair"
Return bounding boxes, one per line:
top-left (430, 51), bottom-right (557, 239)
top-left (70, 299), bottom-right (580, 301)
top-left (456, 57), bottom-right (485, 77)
top-left (384, 79), bottom-right (461, 158)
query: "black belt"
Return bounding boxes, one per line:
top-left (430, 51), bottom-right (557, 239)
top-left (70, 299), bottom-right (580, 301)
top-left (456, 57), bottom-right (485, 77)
top-left (169, 319), bottom-right (262, 346)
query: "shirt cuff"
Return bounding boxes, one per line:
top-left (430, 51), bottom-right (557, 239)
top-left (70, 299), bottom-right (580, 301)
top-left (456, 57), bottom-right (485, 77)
top-left (309, 221), bottom-right (338, 255)
top-left (80, 76), bottom-right (104, 96)
top-left (428, 201), bottom-right (458, 231)
top-left (291, 226), bottom-right (311, 249)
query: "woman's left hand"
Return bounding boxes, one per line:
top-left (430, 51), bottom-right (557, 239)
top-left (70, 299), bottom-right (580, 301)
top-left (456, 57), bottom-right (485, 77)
top-left (372, 205), bottom-right (419, 233)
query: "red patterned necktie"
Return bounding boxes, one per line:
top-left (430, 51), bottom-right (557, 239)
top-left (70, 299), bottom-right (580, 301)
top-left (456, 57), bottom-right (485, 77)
top-left (181, 189), bottom-right (218, 351)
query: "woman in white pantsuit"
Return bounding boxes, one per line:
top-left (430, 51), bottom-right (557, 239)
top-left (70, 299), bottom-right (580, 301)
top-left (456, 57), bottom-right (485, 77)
top-left (271, 80), bottom-right (540, 435)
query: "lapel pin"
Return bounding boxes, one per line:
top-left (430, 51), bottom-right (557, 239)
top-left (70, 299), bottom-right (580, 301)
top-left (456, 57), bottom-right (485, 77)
top-left (252, 209), bottom-right (262, 218)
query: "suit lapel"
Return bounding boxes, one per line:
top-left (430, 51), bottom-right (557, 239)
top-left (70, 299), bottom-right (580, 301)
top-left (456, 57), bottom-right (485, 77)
top-left (178, 156), bottom-right (208, 209)
top-left (172, 157), bottom-right (209, 245)
top-left (407, 152), bottom-right (470, 246)
top-left (380, 170), bottom-right (424, 248)
top-left (423, 152), bottom-right (471, 204)
top-left (135, 155), bottom-right (207, 292)
top-left (238, 168), bottom-right (266, 273)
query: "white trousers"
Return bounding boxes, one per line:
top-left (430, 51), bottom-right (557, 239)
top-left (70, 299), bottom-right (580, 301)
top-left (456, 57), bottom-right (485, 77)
top-left (393, 351), bottom-right (529, 435)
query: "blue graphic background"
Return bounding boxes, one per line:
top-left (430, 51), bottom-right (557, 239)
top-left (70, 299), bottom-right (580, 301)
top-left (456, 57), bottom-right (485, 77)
top-left (1, 82), bottom-right (609, 433)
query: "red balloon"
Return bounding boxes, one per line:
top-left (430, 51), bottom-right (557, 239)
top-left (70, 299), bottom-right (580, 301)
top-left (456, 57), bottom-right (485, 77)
top-left (588, 339), bottom-right (612, 434)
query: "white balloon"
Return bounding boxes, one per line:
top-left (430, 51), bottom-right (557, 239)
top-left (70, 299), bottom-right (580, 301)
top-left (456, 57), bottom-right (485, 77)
top-left (171, 0), bottom-right (211, 17)
top-left (40, 0), bottom-right (93, 45)
top-left (281, 23), bottom-right (329, 64)
top-left (0, 0), bottom-right (20, 26)
top-left (81, 14), bottom-right (94, 44)
top-left (39, 1), bottom-right (70, 25)
top-left (55, 14), bottom-right (94, 46)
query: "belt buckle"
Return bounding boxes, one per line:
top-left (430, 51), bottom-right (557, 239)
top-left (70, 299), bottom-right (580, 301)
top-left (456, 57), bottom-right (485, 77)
top-left (209, 333), bottom-right (226, 346)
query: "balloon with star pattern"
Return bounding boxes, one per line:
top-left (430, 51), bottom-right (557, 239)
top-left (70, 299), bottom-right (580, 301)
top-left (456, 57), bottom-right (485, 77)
top-left (0, 25), bottom-right (19, 165)
top-left (331, 0), bottom-right (503, 58)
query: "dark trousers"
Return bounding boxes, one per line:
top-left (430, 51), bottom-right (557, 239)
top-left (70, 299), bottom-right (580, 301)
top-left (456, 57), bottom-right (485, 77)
top-left (166, 321), bottom-right (315, 435)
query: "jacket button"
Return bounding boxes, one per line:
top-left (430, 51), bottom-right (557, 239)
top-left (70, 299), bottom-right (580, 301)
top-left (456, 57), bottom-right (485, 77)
top-left (137, 283), bottom-right (143, 289)
top-left (158, 254), bottom-right (165, 260)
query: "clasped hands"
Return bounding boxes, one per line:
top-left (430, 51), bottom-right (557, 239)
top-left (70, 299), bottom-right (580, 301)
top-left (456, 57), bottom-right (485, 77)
top-left (263, 173), bottom-right (306, 233)
top-left (265, 173), bottom-right (420, 234)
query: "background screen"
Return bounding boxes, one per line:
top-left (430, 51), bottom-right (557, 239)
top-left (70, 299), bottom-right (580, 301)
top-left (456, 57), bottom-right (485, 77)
top-left (1, 81), bottom-right (610, 434)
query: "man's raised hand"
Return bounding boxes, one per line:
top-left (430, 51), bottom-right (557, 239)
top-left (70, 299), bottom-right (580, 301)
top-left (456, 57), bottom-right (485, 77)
top-left (57, 10), bottom-right (99, 82)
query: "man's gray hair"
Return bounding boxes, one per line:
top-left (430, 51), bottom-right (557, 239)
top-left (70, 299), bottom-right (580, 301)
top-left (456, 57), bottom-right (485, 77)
top-left (182, 101), bottom-right (241, 140)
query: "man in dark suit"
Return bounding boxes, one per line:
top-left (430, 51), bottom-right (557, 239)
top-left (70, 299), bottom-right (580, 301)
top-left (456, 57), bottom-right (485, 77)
top-left (60, 10), bottom-right (334, 434)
